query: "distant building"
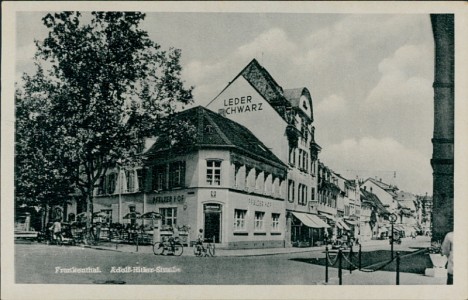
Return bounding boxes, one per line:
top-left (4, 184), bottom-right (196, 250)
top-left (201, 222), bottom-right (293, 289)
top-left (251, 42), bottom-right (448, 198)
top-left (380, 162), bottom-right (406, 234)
top-left (361, 178), bottom-right (398, 214)
top-left (360, 189), bottom-right (390, 240)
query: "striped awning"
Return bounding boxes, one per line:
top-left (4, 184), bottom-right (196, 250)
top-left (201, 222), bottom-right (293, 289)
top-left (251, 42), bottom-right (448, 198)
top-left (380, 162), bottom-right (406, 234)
top-left (292, 212), bottom-right (330, 229)
top-left (337, 219), bottom-right (351, 231)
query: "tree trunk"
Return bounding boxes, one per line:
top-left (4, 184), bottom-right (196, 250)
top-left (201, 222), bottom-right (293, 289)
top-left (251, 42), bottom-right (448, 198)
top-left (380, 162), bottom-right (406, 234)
top-left (86, 191), bottom-right (94, 230)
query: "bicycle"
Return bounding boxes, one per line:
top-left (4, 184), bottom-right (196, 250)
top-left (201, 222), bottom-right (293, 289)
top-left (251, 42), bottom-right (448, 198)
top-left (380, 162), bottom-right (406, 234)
top-left (153, 237), bottom-right (184, 256)
top-left (193, 239), bottom-right (215, 257)
top-left (76, 226), bottom-right (98, 245)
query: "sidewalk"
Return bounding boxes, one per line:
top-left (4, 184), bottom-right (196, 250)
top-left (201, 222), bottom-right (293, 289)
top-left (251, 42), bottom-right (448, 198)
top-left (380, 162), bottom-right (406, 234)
top-left (82, 241), bottom-right (327, 257)
top-left (81, 236), bottom-right (431, 257)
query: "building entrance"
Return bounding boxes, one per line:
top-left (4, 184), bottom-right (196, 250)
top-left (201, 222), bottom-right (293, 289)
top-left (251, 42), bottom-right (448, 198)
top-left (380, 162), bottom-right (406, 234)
top-left (204, 203), bottom-right (221, 243)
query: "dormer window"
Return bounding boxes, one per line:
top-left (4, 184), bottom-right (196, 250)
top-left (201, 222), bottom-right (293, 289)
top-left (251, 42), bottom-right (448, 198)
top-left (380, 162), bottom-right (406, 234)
top-left (205, 124), bottom-right (213, 134)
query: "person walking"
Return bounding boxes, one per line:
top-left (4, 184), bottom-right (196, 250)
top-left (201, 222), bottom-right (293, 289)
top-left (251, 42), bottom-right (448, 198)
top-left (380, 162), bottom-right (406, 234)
top-left (49, 218), bottom-right (62, 244)
top-left (441, 231), bottom-right (453, 285)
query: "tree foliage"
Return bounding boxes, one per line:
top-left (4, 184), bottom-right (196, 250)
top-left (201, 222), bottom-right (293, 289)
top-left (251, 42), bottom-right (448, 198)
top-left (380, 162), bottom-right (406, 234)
top-left (15, 12), bottom-right (193, 221)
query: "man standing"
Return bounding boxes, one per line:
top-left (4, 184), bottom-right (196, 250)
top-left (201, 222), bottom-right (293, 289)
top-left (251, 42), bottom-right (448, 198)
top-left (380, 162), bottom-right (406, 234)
top-left (441, 231), bottom-right (453, 285)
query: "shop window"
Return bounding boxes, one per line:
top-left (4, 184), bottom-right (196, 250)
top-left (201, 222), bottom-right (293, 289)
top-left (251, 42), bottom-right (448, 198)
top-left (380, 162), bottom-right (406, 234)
top-left (254, 211), bottom-right (265, 231)
top-left (288, 180), bottom-right (295, 203)
top-left (272, 213), bottom-right (280, 232)
top-left (169, 161), bottom-right (185, 188)
top-left (234, 209), bottom-right (247, 231)
top-left (206, 160), bottom-right (221, 185)
top-left (160, 207), bottom-right (177, 228)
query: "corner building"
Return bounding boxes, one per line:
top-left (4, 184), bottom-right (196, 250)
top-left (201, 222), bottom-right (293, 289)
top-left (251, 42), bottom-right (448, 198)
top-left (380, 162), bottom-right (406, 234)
top-left (93, 106), bottom-right (288, 249)
top-left (207, 59), bottom-right (327, 247)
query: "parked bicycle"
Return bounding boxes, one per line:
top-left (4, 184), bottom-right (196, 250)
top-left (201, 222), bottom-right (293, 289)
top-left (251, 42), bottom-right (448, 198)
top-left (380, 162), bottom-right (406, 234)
top-left (193, 237), bottom-right (215, 257)
top-left (153, 236), bottom-right (184, 256)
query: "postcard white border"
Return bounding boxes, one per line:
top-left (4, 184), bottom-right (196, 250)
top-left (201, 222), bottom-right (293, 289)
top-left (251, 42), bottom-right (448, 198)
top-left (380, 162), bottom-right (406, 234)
top-left (2, 1), bottom-right (468, 300)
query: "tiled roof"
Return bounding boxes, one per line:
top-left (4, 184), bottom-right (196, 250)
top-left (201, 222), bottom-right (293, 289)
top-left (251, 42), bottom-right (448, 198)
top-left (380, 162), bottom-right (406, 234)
top-left (367, 178), bottom-right (398, 197)
top-left (146, 106), bottom-right (286, 170)
top-left (361, 189), bottom-right (389, 214)
top-left (283, 88), bottom-right (304, 108)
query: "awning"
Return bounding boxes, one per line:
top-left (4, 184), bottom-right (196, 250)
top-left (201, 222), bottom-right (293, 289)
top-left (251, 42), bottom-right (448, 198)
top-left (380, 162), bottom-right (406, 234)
top-left (337, 219), bottom-right (351, 231)
top-left (344, 219), bottom-right (358, 226)
top-left (292, 212), bottom-right (329, 229)
top-left (292, 212), bottom-right (318, 228)
top-left (307, 214), bottom-right (330, 228)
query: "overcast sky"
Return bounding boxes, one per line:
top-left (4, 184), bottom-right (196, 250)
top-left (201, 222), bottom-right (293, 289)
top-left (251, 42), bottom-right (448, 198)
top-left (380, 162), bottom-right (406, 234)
top-left (16, 12), bottom-right (434, 195)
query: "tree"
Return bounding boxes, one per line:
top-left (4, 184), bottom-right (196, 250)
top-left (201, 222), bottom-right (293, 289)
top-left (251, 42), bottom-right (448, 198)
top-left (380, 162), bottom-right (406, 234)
top-left (16, 12), bottom-right (193, 227)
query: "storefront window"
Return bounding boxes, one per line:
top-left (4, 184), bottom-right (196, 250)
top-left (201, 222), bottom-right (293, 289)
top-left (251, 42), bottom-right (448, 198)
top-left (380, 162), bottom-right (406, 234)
top-left (254, 211), bottom-right (265, 231)
top-left (160, 207), bottom-right (177, 228)
top-left (206, 160), bottom-right (221, 185)
top-left (272, 213), bottom-right (280, 231)
top-left (234, 209), bottom-right (247, 231)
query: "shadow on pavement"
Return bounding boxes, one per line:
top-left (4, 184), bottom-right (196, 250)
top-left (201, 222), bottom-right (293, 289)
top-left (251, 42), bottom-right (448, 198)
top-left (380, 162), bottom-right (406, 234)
top-left (290, 249), bottom-right (433, 275)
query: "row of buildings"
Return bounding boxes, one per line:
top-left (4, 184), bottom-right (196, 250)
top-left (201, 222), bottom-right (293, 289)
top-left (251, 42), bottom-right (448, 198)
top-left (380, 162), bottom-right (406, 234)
top-left (64, 59), bottom-right (432, 249)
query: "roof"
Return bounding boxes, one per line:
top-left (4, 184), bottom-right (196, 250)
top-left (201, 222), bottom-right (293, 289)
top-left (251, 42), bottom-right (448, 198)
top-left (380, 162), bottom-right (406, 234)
top-left (398, 200), bottom-right (416, 212)
top-left (396, 190), bottom-right (417, 201)
top-left (366, 178), bottom-right (398, 197)
top-left (209, 59), bottom-right (293, 123)
top-left (145, 106), bottom-right (287, 170)
top-left (360, 189), bottom-right (389, 214)
top-left (283, 87), bottom-right (313, 121)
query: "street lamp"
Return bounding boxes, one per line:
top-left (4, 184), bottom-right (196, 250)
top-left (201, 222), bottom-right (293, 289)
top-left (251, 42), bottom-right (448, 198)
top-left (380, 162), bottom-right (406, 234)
top-left (389, 213), bottom-right (398, 259)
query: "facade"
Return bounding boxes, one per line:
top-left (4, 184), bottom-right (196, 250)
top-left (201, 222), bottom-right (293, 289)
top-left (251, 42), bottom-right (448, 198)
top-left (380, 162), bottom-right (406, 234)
top-left (395, 190), bottom-right (418, 237)
top-left (91, 106), bottom-right (289, 249)
top-left (361, 178), bottom-right (398, 214)
top-left (417, 194), bottom-right (433, 235)
top-left (206, 59), bottom-right (328, 247)
top-left (360, 189), bottom-right (390, 239)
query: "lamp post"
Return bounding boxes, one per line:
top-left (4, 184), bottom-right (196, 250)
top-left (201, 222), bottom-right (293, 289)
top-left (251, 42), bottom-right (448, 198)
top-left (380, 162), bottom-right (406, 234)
top-left (389, 213), bottom-right (398, 259)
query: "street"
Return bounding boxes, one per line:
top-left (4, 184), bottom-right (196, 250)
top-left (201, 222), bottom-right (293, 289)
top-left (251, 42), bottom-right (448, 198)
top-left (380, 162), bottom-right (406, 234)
top-left (15, 237), bottom-right (432, 285)
top-left (16, 243), bottom-right (331, 285)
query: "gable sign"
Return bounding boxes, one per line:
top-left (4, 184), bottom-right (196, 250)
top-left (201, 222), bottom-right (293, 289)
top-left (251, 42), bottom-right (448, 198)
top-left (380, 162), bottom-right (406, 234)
top-left (222, 95), bottom-right (263, 115)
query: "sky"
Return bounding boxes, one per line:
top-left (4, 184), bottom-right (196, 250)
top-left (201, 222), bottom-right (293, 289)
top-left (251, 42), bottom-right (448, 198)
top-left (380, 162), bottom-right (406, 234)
top-left (15, 12), bottom-right (435, 195)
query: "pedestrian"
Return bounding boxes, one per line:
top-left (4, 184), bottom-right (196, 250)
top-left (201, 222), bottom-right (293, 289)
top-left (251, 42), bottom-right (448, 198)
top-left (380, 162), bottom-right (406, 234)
top-left (441, 231), bottom-right (453, 285)
top-left (49, 218), bottom-right (62, 243)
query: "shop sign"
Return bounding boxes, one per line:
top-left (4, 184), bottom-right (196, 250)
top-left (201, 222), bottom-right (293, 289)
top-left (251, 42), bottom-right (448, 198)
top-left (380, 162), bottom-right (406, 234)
top-left (223, 95), bottom-right (263, 115)
top-left (204, 204), bottom-right (221, 212)
top-left (248, 198), bottom-right (272, 208)
top-left (152, 195), bottom-right (184, 204)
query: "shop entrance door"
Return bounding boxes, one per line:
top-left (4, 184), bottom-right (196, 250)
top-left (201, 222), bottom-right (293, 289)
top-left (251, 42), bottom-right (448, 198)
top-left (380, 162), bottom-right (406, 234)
top-left (204, 204), bottom-right (221, 243)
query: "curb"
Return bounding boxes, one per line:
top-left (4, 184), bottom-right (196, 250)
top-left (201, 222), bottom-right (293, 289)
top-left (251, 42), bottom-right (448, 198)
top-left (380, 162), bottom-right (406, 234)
top-left (80, 244), bottom-right (326, 257)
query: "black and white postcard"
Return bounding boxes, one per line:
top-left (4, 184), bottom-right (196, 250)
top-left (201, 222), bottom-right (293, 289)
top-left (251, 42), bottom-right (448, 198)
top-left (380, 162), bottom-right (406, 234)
top-left (2, 1), bottom-right (468, 300)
